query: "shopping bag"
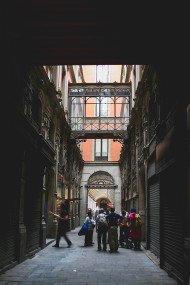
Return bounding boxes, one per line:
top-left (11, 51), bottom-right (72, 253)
top-left (78, 223), bottom-right (88, 236)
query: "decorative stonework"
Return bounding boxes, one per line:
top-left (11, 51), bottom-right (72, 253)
top-left (88, 171), bottom-right (114, 185)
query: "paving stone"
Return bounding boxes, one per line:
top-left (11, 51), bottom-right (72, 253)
top-left (0, 227), bottom-right (179, 285)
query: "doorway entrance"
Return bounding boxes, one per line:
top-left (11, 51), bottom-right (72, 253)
top-left (87, 171), bottom-right (115, 213)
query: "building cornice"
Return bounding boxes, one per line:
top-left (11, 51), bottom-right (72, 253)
top-left (84, 161), bottom-right (119, 166)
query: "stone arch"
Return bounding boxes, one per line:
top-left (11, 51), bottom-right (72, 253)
top-left (87, 171), bottom-right (115, 211)
top-left (88, 171), bottom-right (114, 185)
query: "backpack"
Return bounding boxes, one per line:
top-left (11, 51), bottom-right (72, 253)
top-left (98, 214), bottom-right (108, 229)
top-left (131, 213), bottom-right (141, 229)
top-left (134, 214), bottom-right (141, 228)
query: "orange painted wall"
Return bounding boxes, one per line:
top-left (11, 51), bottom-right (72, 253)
top-left (86, 97), bottom-right (95, 117)
top-left (82, 139), bottom-right (93, 161)
top-left (110, 140), bottom-right (121, 161)
top-left (82, 139), bottom-right (121, 161)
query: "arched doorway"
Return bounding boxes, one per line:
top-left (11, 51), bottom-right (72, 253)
top-left (86, 171), bottom-right (116, 213)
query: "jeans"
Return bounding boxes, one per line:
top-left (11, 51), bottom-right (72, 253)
top-left (55, 226), bottom-right (71, 246)
top-left (97, 227), bottom-right (107, 250)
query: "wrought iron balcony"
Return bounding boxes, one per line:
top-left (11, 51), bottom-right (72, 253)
top-left (69, 116), bottom-right (129, 139)
top-left (68, 82), bottom-right (131, 139)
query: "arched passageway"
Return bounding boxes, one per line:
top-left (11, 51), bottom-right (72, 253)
top-left (80, 166), bottom-right (121, 225)
top-left (87, 171), bottom-right (115, 212)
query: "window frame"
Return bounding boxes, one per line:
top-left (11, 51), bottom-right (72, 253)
top-left (95, 138), bottom-right (108, 161)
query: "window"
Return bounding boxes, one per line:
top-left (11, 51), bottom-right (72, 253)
top-left (96, 65), bottom-right (110, 117)
top-left (95, 139), bottom-right (108, 161)
top-left (96, 65), bottom-right (109, 83)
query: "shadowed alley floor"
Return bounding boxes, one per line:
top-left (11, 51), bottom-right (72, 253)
top-left (0, 227), bottom-right (179, 285)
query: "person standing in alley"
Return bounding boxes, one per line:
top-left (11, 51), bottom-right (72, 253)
top-left (84, 210), bottom-right (95, 246)
top-left (129, 208), bottom-right (142, 249)
top-left (49, 202), bottom-right (72, 248)
top-left (119, 209), bottom-right (130, 247)
top-left (106, 207), bottom-right (122, 253)
top-left (96, 208), bottom-right (108, 251)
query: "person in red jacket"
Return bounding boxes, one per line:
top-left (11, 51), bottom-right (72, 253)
top-left (129, 208), bottom-right (142, 249)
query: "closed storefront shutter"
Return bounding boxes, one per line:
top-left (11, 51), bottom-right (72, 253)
top-left (25, 158), bottom-right (41, 254)
top-left (149, 181), bottom-right (160, 258)
top-left (0, 217), bottom-right (18, 269)
top-left (25, 199), bottom-right (41, 254)
top-left (0, 187), bottom-right (19, 269)
top-left (160, 166), bottom-right (185, 284)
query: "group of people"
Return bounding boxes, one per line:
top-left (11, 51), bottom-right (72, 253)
top-left (95, 207), bottom-right (142, 252)
top-left (49, 203), bottom-right (142, 253)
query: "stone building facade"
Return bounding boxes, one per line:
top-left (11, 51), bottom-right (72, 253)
top-left (119, 65), bottom-right (190, 284)
top-left (0, 65), bottom-right (84, 272)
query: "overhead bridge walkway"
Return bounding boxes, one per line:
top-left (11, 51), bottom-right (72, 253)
top-left (68, 82), bottom-right (131, 140)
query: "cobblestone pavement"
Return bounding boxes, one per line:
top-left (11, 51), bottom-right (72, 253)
top-left (0, 227), bottom-right (179, 285)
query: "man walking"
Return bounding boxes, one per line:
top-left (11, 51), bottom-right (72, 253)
top-left (106, 207), bottom-right (122, 253)
top-left (49, 202), bottom-right (72, 248)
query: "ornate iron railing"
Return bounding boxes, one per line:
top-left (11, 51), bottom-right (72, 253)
top-left (69, 116), bottom-right (130, 132)
top-left (68, 83), bottom-right (131, 139)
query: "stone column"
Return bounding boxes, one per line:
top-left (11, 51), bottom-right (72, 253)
top-left (18, 151), bottom-right (26, 263)
top-left (184, 153), bottom-right (190, 284)
top-left (143, 118), bottom-right (149, 248)
top-left (61, 182), bottom-right (65, 201)
top-left (40, 167), bottom-right (47, 248)
top-left (47, 166), bottom-right (58, 238)
top-left (135, 134), bottom-right (139, 212)
top-left (80, 185), bottom-right (88, 226)
top-left (68, 185), bottom-right (72, 230)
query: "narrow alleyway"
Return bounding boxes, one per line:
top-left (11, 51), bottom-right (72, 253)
top-left (0, 228), bottom-right (178, 285)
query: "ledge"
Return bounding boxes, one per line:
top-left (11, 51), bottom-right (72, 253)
top-left (84, 161), bottom-right (119, 166)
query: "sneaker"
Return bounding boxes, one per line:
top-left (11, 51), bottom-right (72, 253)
top-left (52, 244), bottom-right (59, 248)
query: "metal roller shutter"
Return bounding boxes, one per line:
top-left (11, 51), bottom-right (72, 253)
top-left (0, 190), bottom-right (19, 269)
top-left (25, 201), bottom-right (41, 254)
top-left (24, 159), bottom-right (41, 254)
top-left (0, 219), bottom-right (18, 269)
top-left (149, 181), bottom-right (160, 258)
top-left (161, 168), bottom-right (185, 284)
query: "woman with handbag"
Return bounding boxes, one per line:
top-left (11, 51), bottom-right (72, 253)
top-left (84, 210), bottom-right (95, 246)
